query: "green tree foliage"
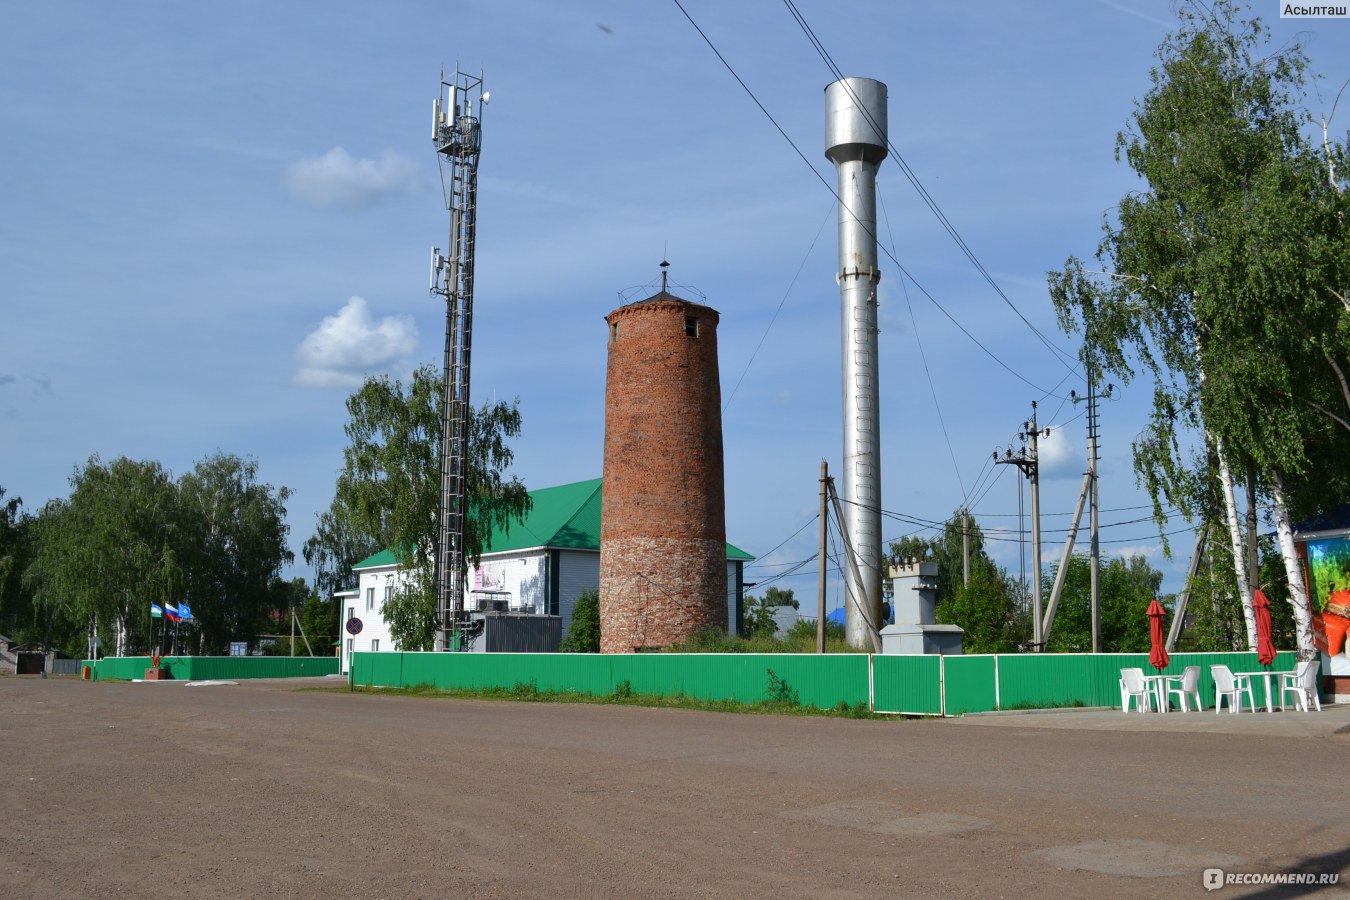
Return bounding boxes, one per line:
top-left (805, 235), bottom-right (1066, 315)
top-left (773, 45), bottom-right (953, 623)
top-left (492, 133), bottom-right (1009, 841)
top-left (176, 453), bottom-right (293, 653)
top-left (23, 454), bottom-right (292, 657)
top-left (1179, 536), bottom-right (1299, 651)
top-left (260, 576), bottom-right (333, 656)
top-left (1048, 2), bottom-right (1349, 654)
top-left (742, 586), bottom-right (798, 638)
top-left (1044, 554), bottom-right (1163, 653)
top-left (325, 365), bottom-right (531, 651)
top-left (560, 590), bottom-right (600, 652)
top-left (0, 487), bottom-right (38, 642)
top-left (27, 456), bottom-right (181, 656)
top-left (303, 492), bottom-right (379, 603)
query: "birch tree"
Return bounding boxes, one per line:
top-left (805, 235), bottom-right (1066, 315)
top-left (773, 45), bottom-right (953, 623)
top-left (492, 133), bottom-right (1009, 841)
top-left (329, 365), bottom-right (531, 650)
top-left (1048, 1), bottom-right (1350, 658)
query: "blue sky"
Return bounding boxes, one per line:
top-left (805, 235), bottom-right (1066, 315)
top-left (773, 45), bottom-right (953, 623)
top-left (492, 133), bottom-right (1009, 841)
top-left (4, 1), bottom-right (1348, 614)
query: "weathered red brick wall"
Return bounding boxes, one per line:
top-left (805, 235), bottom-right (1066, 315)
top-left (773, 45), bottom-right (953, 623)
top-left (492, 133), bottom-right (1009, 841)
top-left (599, 293), bottom-right (727, 653)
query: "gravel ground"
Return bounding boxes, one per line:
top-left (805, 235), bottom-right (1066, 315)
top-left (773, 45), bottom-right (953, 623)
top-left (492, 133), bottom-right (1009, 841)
top-left (2, 676), bottom-right (1346, 898)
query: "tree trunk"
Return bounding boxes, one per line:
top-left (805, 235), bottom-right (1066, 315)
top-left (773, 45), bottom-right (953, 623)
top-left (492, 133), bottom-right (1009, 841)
top-left (1215, 436), bottom-right (1257, 648)
top-left (1269, 467), bottom-right (1315, 659)
top-left (1245, 469), bottom-right (1259, 595)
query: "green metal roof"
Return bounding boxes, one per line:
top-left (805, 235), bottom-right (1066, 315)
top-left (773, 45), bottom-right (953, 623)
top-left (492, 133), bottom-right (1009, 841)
top-left (352, 548), bottom-right (398, 569)
top-left (483, 477), bottom-right (604, 552)
top-left (353, 478), bottom-right (754, 565)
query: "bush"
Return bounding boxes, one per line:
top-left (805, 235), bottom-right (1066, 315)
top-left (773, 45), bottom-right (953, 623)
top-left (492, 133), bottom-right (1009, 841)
top-left (765, 668), bottom-right (799, 706)
top-left (560, 590), bottom-right (600, 652)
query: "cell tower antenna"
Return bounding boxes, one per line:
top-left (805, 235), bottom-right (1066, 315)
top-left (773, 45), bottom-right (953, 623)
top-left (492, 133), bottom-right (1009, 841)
top-left (429, 67), bottom-right (486, 652)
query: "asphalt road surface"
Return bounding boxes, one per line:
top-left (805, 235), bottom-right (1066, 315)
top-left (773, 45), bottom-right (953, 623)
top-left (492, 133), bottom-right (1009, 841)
top-left (3, 676), bottom-right (1346, 898)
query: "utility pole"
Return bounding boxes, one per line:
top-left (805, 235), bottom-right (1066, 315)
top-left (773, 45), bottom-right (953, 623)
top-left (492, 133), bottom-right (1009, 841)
top-left (1071, 375), bottom-right (1112, 653)
top-left (994, 401), bottom-right (1050, 650)
top-left (961, 509), bottom-right (970, 587)
top-left (826, 476), bottom-right (883, 655)
top-left (1026, 404), bottom-right (1047, 651)
top-left (817, 460), bottom-right (828, 655)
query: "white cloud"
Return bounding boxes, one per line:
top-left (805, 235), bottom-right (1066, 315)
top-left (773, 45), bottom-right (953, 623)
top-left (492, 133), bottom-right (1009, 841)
top-left (284, 147), bottom-right (422, 209)
top-left (294, 297), bottom-right (418, 388)
top-left (1037, 425), bottom-right (1081, 479)
top-left (1114, 544), bottom-right (1162, 561)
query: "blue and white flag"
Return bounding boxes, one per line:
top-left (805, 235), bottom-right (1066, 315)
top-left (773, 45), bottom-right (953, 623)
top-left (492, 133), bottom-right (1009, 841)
top-left (178, 602), bottom-right (192, 620)
top-left (150, 602), bottom-right (163, 619)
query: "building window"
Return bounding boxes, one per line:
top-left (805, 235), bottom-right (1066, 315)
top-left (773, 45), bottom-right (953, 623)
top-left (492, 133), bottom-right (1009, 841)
top-left (346, 638), bottom-right (354, 655)
top-left (685, 316), bottom-right (698, 337)
top-left (610, 322), bottom-right (618, 343)
top-left (347, 606), bottom-right (355, 621)
top-left (371, 639), bottom-right (380, 652)
top-left (384, 583), bottom-right (393, 604)
top-left (366, 587), bottom-right (374, 610)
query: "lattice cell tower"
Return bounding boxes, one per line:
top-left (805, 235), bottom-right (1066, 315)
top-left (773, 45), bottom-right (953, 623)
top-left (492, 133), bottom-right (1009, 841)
top-left (429, 69), bottom-right (488, 651)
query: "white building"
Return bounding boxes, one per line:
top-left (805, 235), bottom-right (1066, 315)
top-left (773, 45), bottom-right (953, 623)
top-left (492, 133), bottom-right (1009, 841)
top-left (338, 478), bottom-right (753, 673)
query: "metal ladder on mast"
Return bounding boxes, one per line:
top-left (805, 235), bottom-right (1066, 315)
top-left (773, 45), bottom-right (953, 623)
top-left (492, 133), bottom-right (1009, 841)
top-left (431, 70), bottom-right (484, 651)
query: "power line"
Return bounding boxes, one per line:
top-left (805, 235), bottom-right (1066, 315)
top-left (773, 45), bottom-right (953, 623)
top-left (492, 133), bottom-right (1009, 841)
top-left (880, 188), bottom-right (966, 501)
top-left (670, 0), bottom-right (1072, 400)
top-left (723, 201), bottom-right (835, 412)
top-left (779, 0), bottom-right (1081, 375)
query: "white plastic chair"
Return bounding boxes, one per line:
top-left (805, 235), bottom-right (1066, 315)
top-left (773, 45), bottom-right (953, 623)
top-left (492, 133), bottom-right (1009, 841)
top-left (1211, 664), bottom-right (1254, 714)
top-left (1280, 659), bottom-right (1322, 712)
top-left (1164, 665), bottom-right (1202, 712)
top-left (1120, 667), bottom-right (1155, 713)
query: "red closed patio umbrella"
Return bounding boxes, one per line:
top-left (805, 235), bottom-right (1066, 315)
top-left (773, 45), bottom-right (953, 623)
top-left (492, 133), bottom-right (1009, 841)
top-left (1254, 589), bottom-right (1277, 667)
top-left (1147, 599), bottom-right (1169, 672)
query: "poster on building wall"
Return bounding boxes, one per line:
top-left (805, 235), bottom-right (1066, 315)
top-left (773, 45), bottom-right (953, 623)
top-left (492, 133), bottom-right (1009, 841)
top-left (474, 565), bottom-right (505, 592)
top-left (1307, 537), bottom-right (1350, 611)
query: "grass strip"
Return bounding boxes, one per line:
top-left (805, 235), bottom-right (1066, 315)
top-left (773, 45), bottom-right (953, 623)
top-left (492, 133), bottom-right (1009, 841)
top-left (326, 680), bottom-right (893, 720)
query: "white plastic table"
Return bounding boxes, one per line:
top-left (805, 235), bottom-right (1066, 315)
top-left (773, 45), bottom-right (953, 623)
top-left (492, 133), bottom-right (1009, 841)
top-left (1231, 670), bottom-right (1289, 713)
top-left (1143, 673), bottom-right (1170, 712)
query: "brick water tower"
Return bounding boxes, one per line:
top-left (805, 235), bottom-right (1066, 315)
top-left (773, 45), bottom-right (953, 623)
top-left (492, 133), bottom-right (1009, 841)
top-left (599, 279), bottom-right (727, 652)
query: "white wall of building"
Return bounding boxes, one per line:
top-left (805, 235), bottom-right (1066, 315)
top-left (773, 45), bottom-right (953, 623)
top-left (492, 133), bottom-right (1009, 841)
top-left (339, 566), bottom-right (407, 674)
top-left (339, 552), bottom-right (744, 671)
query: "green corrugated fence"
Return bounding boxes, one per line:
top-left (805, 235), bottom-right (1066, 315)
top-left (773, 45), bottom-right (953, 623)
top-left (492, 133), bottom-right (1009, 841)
top-left (350, 652), bottom-right (871, 710)
top-left (81, 656), bottom-right (340, 681)
top-left (348, 650), bottom-right (1313, 715)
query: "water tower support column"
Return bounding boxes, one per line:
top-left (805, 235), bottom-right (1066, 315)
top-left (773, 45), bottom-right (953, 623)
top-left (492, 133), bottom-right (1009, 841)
top-left (825, 77), bottom-right (888, 649)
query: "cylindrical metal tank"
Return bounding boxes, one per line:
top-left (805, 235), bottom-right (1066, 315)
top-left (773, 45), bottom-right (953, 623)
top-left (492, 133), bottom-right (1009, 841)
top-left (599, 291), bottom-right (727, 653)
top-left (825, 77), bottom-right (888, 649)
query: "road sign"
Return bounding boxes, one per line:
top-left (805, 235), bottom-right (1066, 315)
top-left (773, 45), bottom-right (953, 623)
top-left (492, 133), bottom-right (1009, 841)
top-left (345, 617), bottom-right (364, 636)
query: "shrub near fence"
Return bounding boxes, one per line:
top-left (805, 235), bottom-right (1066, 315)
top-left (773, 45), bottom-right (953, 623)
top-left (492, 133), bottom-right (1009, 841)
top-left (351, 650), bottom-right (1308, 716)
top-left (81, 656), bottom-right (340, 681)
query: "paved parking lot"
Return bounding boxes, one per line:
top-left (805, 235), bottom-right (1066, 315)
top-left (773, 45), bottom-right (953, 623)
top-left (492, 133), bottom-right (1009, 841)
top-left (3, 676), bottom-right (1346, 898)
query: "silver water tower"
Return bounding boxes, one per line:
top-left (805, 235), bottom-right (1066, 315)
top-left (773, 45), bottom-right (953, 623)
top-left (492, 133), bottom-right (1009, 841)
top-left (825, 77), bottom-right (887, 648)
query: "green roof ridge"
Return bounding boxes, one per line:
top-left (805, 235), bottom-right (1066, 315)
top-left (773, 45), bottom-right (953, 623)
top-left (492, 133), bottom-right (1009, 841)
top-left (355, 477), bottom-right (753, 563)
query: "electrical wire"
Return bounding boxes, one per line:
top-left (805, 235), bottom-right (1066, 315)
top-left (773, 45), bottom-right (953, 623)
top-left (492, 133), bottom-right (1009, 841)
top-left (880, 188), bottom-right (966, 501)
top-left (670, 0), bottom-right (1072, 400)
top-left (779, 0), bottom-right (1081, 375)
top-left (742, 513), bottom-right (820, 568)
top-left (723, 201), bottom-right (834, 413)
